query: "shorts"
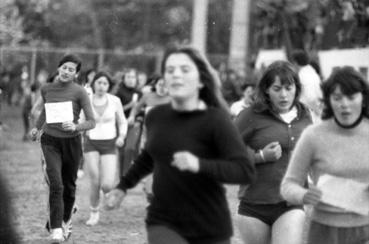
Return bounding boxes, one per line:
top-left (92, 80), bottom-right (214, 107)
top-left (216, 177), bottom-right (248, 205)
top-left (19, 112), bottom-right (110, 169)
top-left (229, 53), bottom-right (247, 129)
top-left (84, 137), bottom-right (116, 155)
top-left (238, 201), bottom-right (303, 226)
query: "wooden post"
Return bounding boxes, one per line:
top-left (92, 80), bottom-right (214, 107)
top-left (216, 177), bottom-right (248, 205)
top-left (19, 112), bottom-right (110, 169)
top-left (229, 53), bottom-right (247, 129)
top-left (97, 49), bottom-right (104, 70)
top-left (229, 0), bottom-right (251, 76)
top-left (30, 48), bottom-right (37, 84)
top-left (191, 0), bottom-right (209, 54)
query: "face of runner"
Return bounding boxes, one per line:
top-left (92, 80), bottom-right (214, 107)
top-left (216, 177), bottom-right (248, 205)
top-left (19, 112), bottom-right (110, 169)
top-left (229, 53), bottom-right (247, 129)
top-left (93, 76), bottom-right (110, 96)
top-left (266, 76), bottom-right (296, 114)
top-left (58, 62), bottom-right (78, 83)
top-left (164, 53), bottom-right (203, 104)
top-left (330, 85), bottom-right (363, 126)
top-left (124, 70), bottom-right (137, 88)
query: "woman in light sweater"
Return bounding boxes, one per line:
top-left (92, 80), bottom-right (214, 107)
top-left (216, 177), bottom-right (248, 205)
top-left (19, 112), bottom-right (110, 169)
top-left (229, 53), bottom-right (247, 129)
top-left (83, 72), bottom-right (128, 226)
top-left (281, 66), bottom-right (369, 244)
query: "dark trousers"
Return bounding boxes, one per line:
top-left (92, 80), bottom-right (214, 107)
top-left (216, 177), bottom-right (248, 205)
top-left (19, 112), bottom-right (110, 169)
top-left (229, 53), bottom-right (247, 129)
top-left (22, 109), bottom-right (30, 136)
top-left (147, 225), bottom-right (231, 244)
top-left (41, 133), bottom-right (81, 229)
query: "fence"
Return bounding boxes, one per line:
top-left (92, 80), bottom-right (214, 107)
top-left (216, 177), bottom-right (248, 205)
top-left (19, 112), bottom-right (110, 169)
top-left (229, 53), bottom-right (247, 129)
top-left (0, 46), bottom-right (165, 84)
top-left (0, 46), bottom-right (229, 84)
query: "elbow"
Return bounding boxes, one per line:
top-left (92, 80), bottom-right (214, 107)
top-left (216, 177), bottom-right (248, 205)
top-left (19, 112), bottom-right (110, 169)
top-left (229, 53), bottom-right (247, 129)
top-left (280, 180), bottom-right (288, 201)
top-left (90, 119), bottom-right (96, 129)
top-left (235, 155), bottom-right (257, 184)
top-left (246, 165), bottom-right (256, 184)
top-left (237, 163), bottom-right (256, 185)
top-left (279, 178), bottom-right (298, 204)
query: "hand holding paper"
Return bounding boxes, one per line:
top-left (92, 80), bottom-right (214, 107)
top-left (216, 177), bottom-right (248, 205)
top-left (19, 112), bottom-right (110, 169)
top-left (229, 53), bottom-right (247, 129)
top-left (303, 185), bottom-right (322, 206)
top-left (45, 101), bottom-right (73, 124)
top-left (317, 174), bottom-right (369, 216)
top-left (62, 121), bottom-right (76, 132)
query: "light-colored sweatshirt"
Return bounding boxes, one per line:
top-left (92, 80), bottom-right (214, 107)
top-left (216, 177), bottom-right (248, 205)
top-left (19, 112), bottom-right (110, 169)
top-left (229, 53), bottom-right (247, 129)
top-left (281, 118), bottom-right (369, 227)
top-left (86, 93), bottom-right (127, 140)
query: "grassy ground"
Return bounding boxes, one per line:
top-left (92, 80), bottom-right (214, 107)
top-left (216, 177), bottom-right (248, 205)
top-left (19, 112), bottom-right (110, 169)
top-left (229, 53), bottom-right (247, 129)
top-left (0, 104), bottom-right (244, 244)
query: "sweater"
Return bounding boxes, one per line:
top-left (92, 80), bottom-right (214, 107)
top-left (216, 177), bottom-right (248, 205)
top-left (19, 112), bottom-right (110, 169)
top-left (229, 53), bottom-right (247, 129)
top-left (36, 81), bottom-right (95, 138)
top-left (86, 94), bottom-right (127, 140)
top-left (235, 102), bottom-right (311, 203)
top-left (281, 118), bottom-right (369, 227)
top-left (117, 103), bottom-right (255, 243)
top-left (115, 83), bottom-right (140, 117)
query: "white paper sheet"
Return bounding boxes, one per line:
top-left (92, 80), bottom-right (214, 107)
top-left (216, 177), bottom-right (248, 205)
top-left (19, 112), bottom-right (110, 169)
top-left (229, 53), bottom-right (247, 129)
top-left (317, 174), bottom-right (369, 216)
top-left (45, 101), bottom-right (73, 123)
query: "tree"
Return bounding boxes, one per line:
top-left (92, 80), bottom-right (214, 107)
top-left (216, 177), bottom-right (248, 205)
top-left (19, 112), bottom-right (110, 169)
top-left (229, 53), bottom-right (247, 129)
top-left (252, 0), bottom-right (313, 59)
top-left (0, 0), bottom-right (24, 46)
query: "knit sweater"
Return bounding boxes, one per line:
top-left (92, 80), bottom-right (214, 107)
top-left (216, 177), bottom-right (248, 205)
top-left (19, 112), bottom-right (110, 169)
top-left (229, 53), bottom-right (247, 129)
top-left (117, 103), bottom-right (255, 243)
top-left (281, 118), bottom-right (369, 227)
top-left (36, 81), bottom-right (95, 137)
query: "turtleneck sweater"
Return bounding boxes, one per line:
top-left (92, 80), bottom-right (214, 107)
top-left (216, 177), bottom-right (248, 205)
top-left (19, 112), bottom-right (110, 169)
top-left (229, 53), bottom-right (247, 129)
top-left (281, 118), bottom-right (369, 227)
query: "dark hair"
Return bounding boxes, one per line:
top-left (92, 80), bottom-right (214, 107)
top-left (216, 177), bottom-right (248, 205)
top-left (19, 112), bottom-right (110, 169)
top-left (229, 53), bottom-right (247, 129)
top-left (255, 60), bottom-right (301, 109)
top-left (30, 83), bottom-right (38, 92)
top-left (291, 50), bottom-right (309, 66)
top-left (321, 66), bottom-right (369, 119)
top-left (80, 68), bottom-right (96, 85)
top-left (46, 72), bottom-right (58, 83)
top-left (91, 71), bottom-right (113, 93)
top-left (147, 74), bottom-right (163, 92)
top-left (58, 54), bottom-right (82, 73)
top-left (161, 45), bottom-right (229, 112)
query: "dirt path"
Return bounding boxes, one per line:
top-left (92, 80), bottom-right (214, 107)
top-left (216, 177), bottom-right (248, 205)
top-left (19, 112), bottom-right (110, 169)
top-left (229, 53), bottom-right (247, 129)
top-left (0, 104), bottom-right (244, 244)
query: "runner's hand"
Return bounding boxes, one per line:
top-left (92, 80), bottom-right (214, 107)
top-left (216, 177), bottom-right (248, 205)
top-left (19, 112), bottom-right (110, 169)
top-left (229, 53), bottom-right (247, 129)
top-left (105, 189), bottom-right (126, 210)
top-left (62, 121), bottom-right (76, 131)
top-left (29, 128), bottom-right (40, 141)
top-left (303, 185), bottom-right (322, 206)
top-left (171, 151), bottom-right (200, 173)
top-left (262, 141), bottom-right (282, 161)
top-left (115, 136), bottom-right (125, 147)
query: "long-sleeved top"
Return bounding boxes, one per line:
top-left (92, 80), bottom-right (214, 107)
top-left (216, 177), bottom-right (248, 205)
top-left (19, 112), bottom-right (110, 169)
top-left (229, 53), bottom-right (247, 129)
top-left (281, 118), bottom-right (369, 227)
top-left (86, 94), bottom-right (127, 140)
top-left (117, 103), bottom-right (255, 243)
top-left (235, 102), bottom-right (311, 203)
top-left (36, 81), bottom-right (95, 137)
top-left (115, 83), bottom-right (140, 117)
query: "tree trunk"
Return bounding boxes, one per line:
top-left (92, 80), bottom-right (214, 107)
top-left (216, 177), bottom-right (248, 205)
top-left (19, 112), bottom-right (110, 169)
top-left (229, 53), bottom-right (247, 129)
top-left (280, 12), bottom-right (293, 60)
top-left (88, 0), bottom-right (104, 48)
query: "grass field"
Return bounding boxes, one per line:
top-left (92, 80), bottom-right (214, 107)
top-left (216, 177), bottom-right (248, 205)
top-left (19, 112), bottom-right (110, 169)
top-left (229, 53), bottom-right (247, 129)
top-left (0, 104), bottom-right (244, 244)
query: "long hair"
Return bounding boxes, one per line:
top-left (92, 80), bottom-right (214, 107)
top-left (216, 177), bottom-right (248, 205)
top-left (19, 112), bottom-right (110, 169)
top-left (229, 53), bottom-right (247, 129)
top-left (321, 66), bottom-right (369, 119)
top-left (254, 60), bottom-right (301, 110)
top-left (160, 46), bottom-right (229, 113)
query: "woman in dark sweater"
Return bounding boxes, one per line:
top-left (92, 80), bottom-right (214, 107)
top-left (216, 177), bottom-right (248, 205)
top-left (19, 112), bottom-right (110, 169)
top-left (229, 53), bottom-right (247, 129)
top-left (106, 46), bottom-right (255, 244)
top-left (235, 61), bottom-right (311, 244)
